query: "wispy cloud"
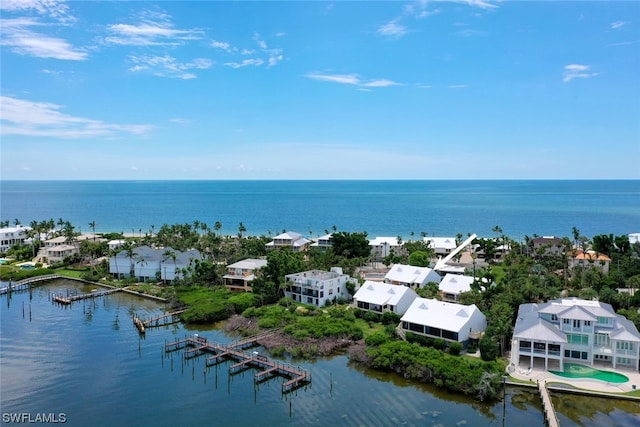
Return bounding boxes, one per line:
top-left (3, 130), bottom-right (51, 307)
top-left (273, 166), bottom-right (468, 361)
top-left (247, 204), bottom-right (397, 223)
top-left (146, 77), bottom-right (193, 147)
top-left (610, 20), bottom-right (627, 30)
top-left (563, 64), bottom-right (599, 83)
top-left (0, 17), bottom-right (87, 60)
top-left (218, 32), bottom-right (284, 69)
top-left (305, 72), bottom-right (401, 88)
top-left (449, 84), bottom-right (468, 89)
top-left (446, 0), bottom-right (498, 10)
top-left (211, 40), bottom-right (232, 52)
top-left (0, 95), bottom-right (152, 138)
top-left (0, 0), bottom-right (75, 22)
top-left (377, 19), bottom-right (408, 38)
top-left (224, 58), bottom-right (264, 69)
top-left (169, 118), bottom-right (192, 125)
top-left (105, 10), bottom-right (203, 46)
top-left (129, 55), bottom-right (212, 79)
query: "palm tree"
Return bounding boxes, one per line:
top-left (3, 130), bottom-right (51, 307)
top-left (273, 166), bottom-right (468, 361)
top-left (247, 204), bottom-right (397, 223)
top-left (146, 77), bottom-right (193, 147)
top-left (89, 220), bottom-right (97, 241)
top-left (214, 221), bottom-right (222, 236)
top-left (238, 222), bottom-right (246, 238)
top-left (13, 218), bottom-right (21, 226)
top-left (163, 249), bottom-right (177, 283)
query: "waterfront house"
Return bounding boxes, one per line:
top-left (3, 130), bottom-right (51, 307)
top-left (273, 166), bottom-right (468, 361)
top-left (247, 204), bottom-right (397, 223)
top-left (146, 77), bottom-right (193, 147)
top-left (423, 237), bottom-right (457, 256)
top-left (223, 258), bottom-right (268, 292)
top-left (109, 245), bottom-right (203, 282)
top-left (353, 281), bottom-right (417, 315)
top-left (438, 273), bottom-right (476, 302)
top-left (310, 233), bottom-right (333, 251)
top-left (568, 250), bottom-right (611, 274)
top-left (284, 267), bottom-right (353, 307)
top-left (384, 264), bottom-right (441, 289)
top-left (400, 298), bottom-right (486, 346)
top-left (531, 236), bottom-right (565, 257)
top-left (265, 231), bottom-right (311, 252)
top-left (369, 237), bottom-right (402, 262)
top-left (108, 239), bottom-right (126, 251)
top-left (512, 297), bottom-right (640, 371)
top-left (0, 225), bottom-right (30, 253)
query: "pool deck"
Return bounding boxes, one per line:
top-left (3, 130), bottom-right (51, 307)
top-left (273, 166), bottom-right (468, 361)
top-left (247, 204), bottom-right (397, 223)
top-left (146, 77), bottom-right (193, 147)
top-left (509, 362), bottom-right (640, 396)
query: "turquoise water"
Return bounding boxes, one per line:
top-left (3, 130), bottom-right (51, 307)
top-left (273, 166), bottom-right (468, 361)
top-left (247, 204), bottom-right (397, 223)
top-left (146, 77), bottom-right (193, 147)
top-left (550, 363), bottom-right (629, 383)
top-left (1, 180), bottom-right (638, 239)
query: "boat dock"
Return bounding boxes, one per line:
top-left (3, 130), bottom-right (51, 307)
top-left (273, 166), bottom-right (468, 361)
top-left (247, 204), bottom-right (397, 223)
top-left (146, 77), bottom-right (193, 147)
top-left (538, 379), bottom-right (560, 427)
top-left (52, 288), bottom-right (122, 305)
top-left (0, 274), bottom-right (62, 295)
top-left (133, 309), bottom-right (187, 333)
top-left (165, 332), bottom-right (311, 393)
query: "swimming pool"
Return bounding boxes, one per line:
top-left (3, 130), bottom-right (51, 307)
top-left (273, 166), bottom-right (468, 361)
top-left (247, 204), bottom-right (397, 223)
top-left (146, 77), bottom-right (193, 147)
top-left (549, 363), bottom-right (629, 383)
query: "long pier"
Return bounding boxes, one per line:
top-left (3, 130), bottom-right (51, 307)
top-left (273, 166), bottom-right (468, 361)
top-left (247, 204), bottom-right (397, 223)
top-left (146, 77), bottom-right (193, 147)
top-left (52, 288), bottom-right (122, 305)
top-left (165, 332), bottom-right (311, 393)
top-left (0, 274), bottom-right (62, 295)
top-left (538, 379), bottom-right (560, 427)
top-left (133, 309), bottom-right (187, 333)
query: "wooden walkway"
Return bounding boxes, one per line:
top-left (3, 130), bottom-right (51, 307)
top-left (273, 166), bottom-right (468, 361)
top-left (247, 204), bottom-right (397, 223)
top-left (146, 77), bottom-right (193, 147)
top-left (165, 332), bottom-right (311, 393)
top-left (133, 309), bottom-right (187, 333)
top-left (52, 288), bottom-right (122, 305)
top-left (538, 379), bottom-right (560, 427)
top-left (0, 274), bottom-right (61, 295)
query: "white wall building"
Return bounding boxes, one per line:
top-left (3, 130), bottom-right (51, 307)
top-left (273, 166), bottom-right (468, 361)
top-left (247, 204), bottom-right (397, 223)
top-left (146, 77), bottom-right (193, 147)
top-left (284, 267), bottom-right (352, 307)
top-left (424, 237), bottom-right (457, 256)
top-left (369, 237), bottom-right (402, 261)
top-left (0, 226), bottom-right (30, 253)
top-left (109, 245), bottom-right (203, 282)
top-left (223, 258), bottom-right (268, 292)
top-left (438, 274), bottom-right (475, 302)
top-left (353, 281), bottom-right (418, 315)
top-left (265, 231), bottom-right (311, 252)
top-left (384, 264), bottom-right (441, 289)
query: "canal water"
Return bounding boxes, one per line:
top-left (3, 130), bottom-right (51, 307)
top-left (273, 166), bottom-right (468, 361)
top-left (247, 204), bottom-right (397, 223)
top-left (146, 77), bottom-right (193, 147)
top-left (0, 280), bottom-right (636, 426)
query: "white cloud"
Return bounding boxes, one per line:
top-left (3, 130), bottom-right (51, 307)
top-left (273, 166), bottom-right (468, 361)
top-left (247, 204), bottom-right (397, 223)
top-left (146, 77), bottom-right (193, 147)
top-left (211, 39), bottom-right (233, 52)
top-left (0, 17), bottom-right (87, 60)
top-left (446, 0), bottom-right (498, 9)
top-left (224, 58), bottom-right (264, 68)
top-left (377, 19), bottom-right (407, 38)
top-left (610, 21), bottom-right (627, 30)
top-left (305, 72), bottom-right (401, 88)
top-left (169, 118), bottom-right (192, 125)
top-left (253, 32), bottom-right (267, 49)
top-left (129, 55), bottom-right (212, 79)
top-left (563, 64), bottom-right (599, 83)
top-left (448, 84), bottom-right (468, 89)
top-left (0, 95), bottom-right (152, 139)
top-left (0, 0), bottom-right (74, 22)
top-left (105, 10), bottom-right (203, 46)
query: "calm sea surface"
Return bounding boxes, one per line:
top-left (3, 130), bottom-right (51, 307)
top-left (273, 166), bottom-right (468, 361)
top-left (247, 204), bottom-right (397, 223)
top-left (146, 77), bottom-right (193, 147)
top-left (2, 281), bottom-right (640, 426)
top-left (1, 180), bottom-right (638, 239)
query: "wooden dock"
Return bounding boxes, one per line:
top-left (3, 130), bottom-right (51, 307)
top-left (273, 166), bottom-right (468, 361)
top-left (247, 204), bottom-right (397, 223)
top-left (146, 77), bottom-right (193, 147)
top-left (52, 288), bottom-right (122, 305)
top-left (0, 274), bottom-right (62, 295)
top-left (133, 309), bottom-right (187, 333)
top-left (538, 379), bottom-right (560, 427)
top-left (165, 332), bottom-right (311, 393)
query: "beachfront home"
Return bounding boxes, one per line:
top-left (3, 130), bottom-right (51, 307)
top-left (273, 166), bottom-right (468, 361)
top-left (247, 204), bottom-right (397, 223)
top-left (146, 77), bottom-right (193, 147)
top-left (223, 258), bottom-right (268, 292)
top-left (284, 268), bottom-right (353, 307)
top-left (512, 298), bottom-right (640, 372)
top-left (568, 250), bottom-right (611, 274)
top-left (400, 298), bottom-right (486, 346)
top-left (0, 225), bottom-right (30, 253)
top-left (109, 245), bottom-right (203, 282)
top-left (531, 236), bottom-right (565, 257)
top-left (353, 281), bottom-right (417, 315)
top-left (265, 231), bottom-right (311, 252)
top-left (424, 237), bottom-right (457, 256)
top-left (384, 264), bottom-right (441, 289)
top-left (369, 237), bottom-right (403, 262)
top-left (438, 273), bottom-right (476, 302)
top-left (108, 239), bottom-right (126, 251)
top-left (310, 233), bottom-right (333, 251)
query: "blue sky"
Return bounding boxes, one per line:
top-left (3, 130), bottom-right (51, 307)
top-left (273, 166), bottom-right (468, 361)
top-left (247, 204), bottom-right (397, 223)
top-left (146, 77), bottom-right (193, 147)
top-left (1, 0), bottom-right (639, 180)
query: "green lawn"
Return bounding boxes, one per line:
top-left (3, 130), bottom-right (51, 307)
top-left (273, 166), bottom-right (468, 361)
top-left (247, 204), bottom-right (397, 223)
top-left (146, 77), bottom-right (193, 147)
top-left (354, 318), bottom-right (386, 338)
top-left (54, 269), bottom-right (85, 279)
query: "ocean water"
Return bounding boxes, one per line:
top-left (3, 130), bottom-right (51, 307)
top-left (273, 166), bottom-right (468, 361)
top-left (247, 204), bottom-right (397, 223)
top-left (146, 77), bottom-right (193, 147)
top-left (1, 180), bottom-right (638, 240)
top-left (0, 280), bottom-right (549, 427)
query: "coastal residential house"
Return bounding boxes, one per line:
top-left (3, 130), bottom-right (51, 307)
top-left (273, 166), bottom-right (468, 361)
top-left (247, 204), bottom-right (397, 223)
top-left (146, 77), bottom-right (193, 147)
top-left (223, 258), bottom-right (268, 292)
top-left (284, 267), bottom-right (353, 307)
top-left (568, 250), bottom-right (611, 274)
top-left (629, 233), bottom-right (640, 245)
top-left (265, 231), bottom-right (311, 252)
top-left (0, 225), bottom-right (30, 253)
top-left (369, 237), bottom-right (402, 262)
top-left (384, 264), bottom-right (441, 289)
top-left (353, 281), bottom-right (417, 315)
top-left (531, 236), bottom-right (565, 257)
top-left (424, 237), bottom-right (457, 256)
top-left (400, 298), bottom-right (486, 346)
top-left (108, 239), bottom-right (126, 251)
top-left (512, 298), bottom-right (640, 371)
top-left (109, 245), bottom-right (203, 282)
top-left (310, 233), bottom-right (333, 251)
top-left (438, 274), bottom-right (476, 302)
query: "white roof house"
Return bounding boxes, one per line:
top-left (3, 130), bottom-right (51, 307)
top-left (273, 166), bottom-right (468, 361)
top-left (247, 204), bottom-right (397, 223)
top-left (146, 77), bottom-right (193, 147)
top-left (310, 233), bottom-right (333, 250)
top-left (401, 298), bottom-right (487, 344)
top-left (0, 225), bottom-right (30, 253)
top-left (223, 258), bottom-right (268, 292)
top-left (353, 281), bottom-right (418, 315)
top-left (369, 237), bottom-right (402, 260)
top-left (438, 274), bottom-right (475, 302)
top-left (109, 245), bottom-right (203, 282)
top-left (424, 237), bottom-right (457, 256)
top-left (512, 298), bottom-right (640, 371)
top-left (284, 267), bottom-right (353, 307)
top-left (384, 264), bottom-right (441, 289)
top-left (629, 233), bottom-right (640, 245)
top-left (265, 231), bottom-right (311, 252)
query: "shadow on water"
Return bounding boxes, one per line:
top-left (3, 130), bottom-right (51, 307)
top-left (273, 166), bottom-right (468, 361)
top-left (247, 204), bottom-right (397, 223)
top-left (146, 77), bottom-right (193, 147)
top-left (552, 392), bottom-right (640, 427)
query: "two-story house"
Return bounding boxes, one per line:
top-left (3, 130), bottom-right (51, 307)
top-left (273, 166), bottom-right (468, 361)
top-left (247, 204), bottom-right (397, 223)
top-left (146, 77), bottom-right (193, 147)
top-left (0, 225), bottom-right (30, 253)
top-left (353, 281), bottom-right (418, 316)
top-left (284, 267), bottom-right (352, 307)
top-left (512, 298), bottom-right (640, 372)
top-left (265, 231), bottom-right (310, 252)
top-left (223, 258), bottom-right (268, 292)
top-left (568, 250), bottom-right (611, 274)
top-left (384, 264), bottom-right (441, 289)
